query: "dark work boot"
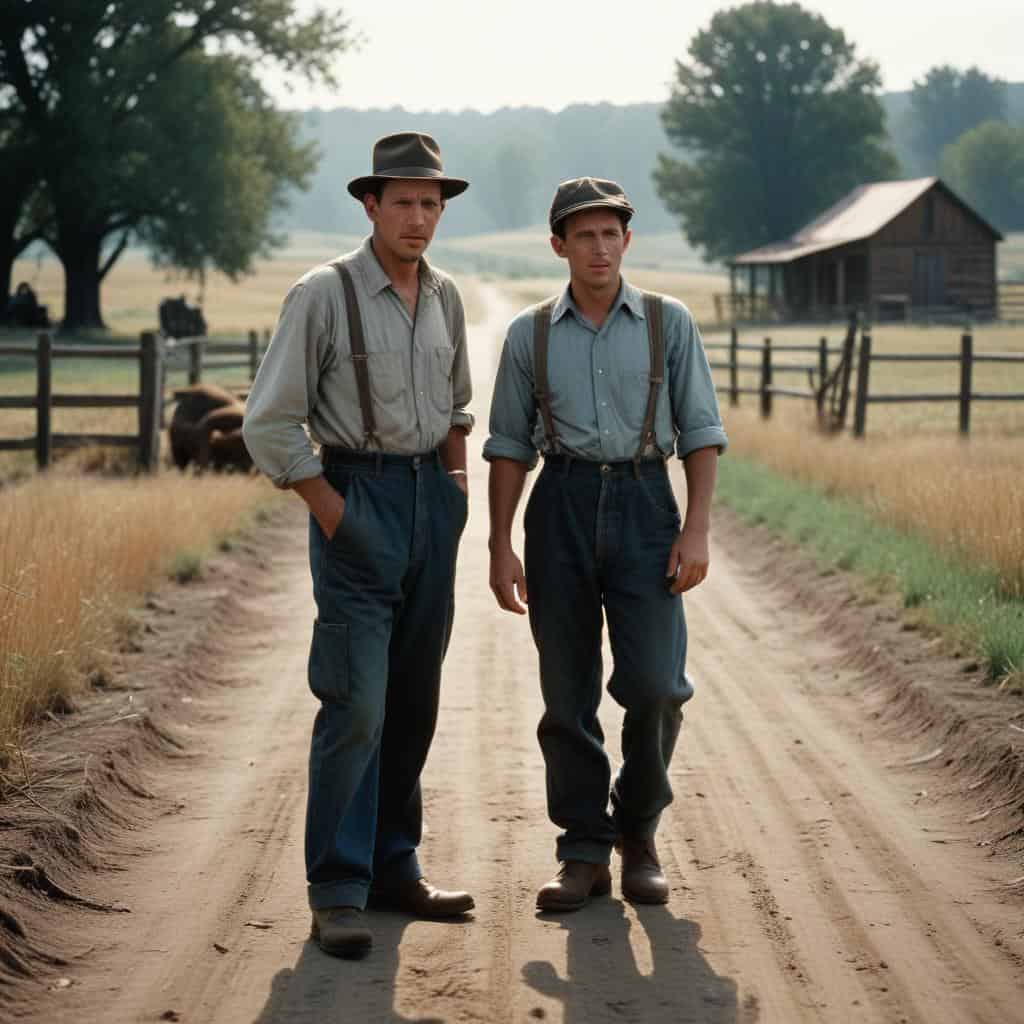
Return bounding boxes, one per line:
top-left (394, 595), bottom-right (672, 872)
top-left (368, 878), bottom-right (474, 918)
top-left (536, 861), bottom-right (612, 912)
top-left (310, 907), bottom-right (372, 959)
top-left (618, 837), bottom-right (669, 904)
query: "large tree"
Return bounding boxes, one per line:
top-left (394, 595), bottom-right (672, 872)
top-left (0, 1), bottom-right (350, 330)
top-left (907, 66), bottom-right (1007, 174)
top-left (941, 121), bottom-right (1024, 232)
top-left (654, 2), bottom-right (897, 262)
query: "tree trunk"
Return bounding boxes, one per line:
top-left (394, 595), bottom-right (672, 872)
top-left (59, 232), bottom-right (106, 332)
top-left (0, 246), bottom-right (14, 318)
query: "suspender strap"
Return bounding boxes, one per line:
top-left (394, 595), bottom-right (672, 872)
top-left (532, 299), bottom-right (560, 453)
top-left (634, 292), bottom-right (666, 474)
top-left (331, 262), bottom-right (378, 449)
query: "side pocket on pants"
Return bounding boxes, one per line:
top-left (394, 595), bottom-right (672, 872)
top-left (308, 620), bottom-right (350, 703)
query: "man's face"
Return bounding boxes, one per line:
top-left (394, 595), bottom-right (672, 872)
top-left (364, 180), bottom-right (444, 263)
top-left (550, 209), bottom-right (631, 291)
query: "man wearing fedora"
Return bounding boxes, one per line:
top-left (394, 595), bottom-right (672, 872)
top-left (244, 132), bottom-right (475, 958)
top-left (484, 178), bottom-right (727, 912)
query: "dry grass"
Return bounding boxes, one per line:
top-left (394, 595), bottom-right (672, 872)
top-left (721, 404), bottom-right (1024, 599)
top-left (0, 473), bottom-right (280, 749)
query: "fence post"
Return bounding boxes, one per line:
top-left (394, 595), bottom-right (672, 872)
top-left (759, 337), bottom-right (772, 419)
top-left (138, 331), bottom-right (163, 471)
top-left (959, 327), bottom-right (973, 437)
top-left (853, 329), bottom-right (872, 438)
top-left (729, 325), bottom-right (739, 406)
top-left (188, 338), bottom-right (203, 385)
top-left (248, 328), bottom-right (260, 381)
top-left (35, 332), bottom-right (52, 470)
top-left (814, 336), bottom-right (829, 417)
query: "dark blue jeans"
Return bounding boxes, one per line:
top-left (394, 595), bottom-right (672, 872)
top-left (305, 451), bottom-right (467, 910)
top-left (524, 457), bottom-right (693, 865)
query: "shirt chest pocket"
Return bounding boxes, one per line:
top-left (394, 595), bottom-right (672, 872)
top-left (428, 345), bottom-right (455, 414)
top-left (356, 351), bottom-right (405, 404)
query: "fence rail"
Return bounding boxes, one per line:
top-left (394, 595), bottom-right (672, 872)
top-left (712, 321), bottom-right (1024, 437)
top-left (0, 329), bottom-right (267, 471)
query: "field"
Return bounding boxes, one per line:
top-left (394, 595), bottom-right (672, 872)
top-left (0, 473), bottom-right (280, 748)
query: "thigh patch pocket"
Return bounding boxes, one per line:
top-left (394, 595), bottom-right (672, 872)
top-left (308, 620), bottom-right (350, 703)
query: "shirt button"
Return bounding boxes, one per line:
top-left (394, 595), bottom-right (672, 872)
top-left (597, 369), bottom-right (604, 374)
top-left (603, 429), bottom-right (610, 435)
top-left (601, 401), bottom-right (607, 407)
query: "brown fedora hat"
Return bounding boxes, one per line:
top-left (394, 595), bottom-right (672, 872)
top-left (348, 131), bottom-right (469, 201)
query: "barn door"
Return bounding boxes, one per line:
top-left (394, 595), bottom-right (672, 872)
top-left (913, 252), bottom-right (945, 307)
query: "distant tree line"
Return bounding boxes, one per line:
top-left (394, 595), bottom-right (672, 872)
top-left (0, 1), bottom-right (351, 331)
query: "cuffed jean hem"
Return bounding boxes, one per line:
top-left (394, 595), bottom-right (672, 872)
top-left (308, 880), bottom-right (370, 912)
top-left (554, 838), bottom-right (613, 866)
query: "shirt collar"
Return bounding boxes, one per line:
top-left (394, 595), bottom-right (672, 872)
top-left (352, 236), bottom-right (441, 297)
top-left (550, 277), bottom-right (645, 324)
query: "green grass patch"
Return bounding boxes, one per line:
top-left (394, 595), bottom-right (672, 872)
top-left (169, 549), bottom-right (205, 583)
top-left (716, 457), bottom-right (1024, 689)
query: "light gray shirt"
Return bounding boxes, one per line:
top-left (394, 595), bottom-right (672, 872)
top-left (243, 237), bottom-right (474, 487)
top-left (483, 279), bottom-right (727, 468)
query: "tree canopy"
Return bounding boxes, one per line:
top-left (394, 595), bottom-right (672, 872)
top-left (941, 120), bottom-right (1024, 232)
top-left (906, 65), bottom-right (1007, 174)
top-left (654, 1), bottom-right (897, 262)
top-left (0, 1), bottom-right (351, 329)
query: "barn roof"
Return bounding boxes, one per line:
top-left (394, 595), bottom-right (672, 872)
top-left (731, 177), bottom-right (1003, 265)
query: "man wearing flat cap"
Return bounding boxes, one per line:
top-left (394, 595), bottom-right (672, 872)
top-left (484, 178), bottom-right (727, 912)
top-left (244, 132), bottom-right (475, 958)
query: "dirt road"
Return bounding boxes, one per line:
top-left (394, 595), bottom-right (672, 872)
top-left (25, 285), bottom-right (1024, 1023)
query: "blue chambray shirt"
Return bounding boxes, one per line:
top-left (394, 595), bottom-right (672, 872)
top-left (483, 280), bottom-right (728, 468)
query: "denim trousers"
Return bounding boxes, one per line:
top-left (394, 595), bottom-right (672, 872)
top-left (305, 450), bottom-right (467, 910)
top-left (523, 457), bottom-right (694, 865)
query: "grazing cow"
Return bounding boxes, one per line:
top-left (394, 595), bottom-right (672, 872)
top-left (194, 406), bottom-right (252, 472)
top-left (169, 383), bottom-right (243, 469)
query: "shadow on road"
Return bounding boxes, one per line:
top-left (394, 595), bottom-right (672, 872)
top-left (250, 912), bottom-right (464, 1024)
top-left (523, 901), bottom-right (754, 1024)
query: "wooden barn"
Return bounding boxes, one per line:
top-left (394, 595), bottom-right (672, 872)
top-left (728, 178), bottom-right (1003, 322)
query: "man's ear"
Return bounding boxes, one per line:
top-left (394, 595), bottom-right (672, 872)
top-left (550, 235), bottom-right (567, 259)
top-left (622, 227), bottom-right (632, 254)
top-left (363, 195), bottom-right (379, 223)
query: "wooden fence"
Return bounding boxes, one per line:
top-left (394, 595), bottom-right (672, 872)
top-left (710, 322), bottom-right (1024, 438)
top-left (851, 329), bottom-right (1024, 438)
top-left (0, 330), bottom-right (267, 471)
top-left (705, 327), bottom-right (846, 419)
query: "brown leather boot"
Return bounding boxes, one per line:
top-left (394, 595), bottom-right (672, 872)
top-left (618, 837), bottom-right (669, 904)
top-left (310, 906), bottom-right (372, 958)
top-left (368, 878), bottom-right (474, 918)
top-left (536, 860), bottom-right (612, 912)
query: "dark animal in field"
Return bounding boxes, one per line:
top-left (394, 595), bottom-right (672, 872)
top-left (169, 383), bottom-right (243, 469)
top-left (4, 282), bottom-right (49, 328)
top-left (194, 406), bottom-right (252, 472)
top-left (159, 295), bottom-right (207, 338)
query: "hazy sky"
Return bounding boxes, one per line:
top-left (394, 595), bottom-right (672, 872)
top-left (264, 0), bottom-right (1023, 112)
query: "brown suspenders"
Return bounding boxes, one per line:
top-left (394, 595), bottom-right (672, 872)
top-left (331, 260), bottom-right (454, 451)
top-left (533, 292), bottom-right (666, 468)
top-left (532, 299), bottom-right (559, 454)
top-left (332, 262), bottom-right (378, 449)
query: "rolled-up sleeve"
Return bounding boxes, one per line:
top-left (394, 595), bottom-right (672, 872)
top-left (483, 319), bottom-right (539, 468)
top-left (242, 280), bottom-right (331, 488)
top-left (668, 305), bottom-right (729, 461)
top-left (448, 284), bottom-right (474, 434)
